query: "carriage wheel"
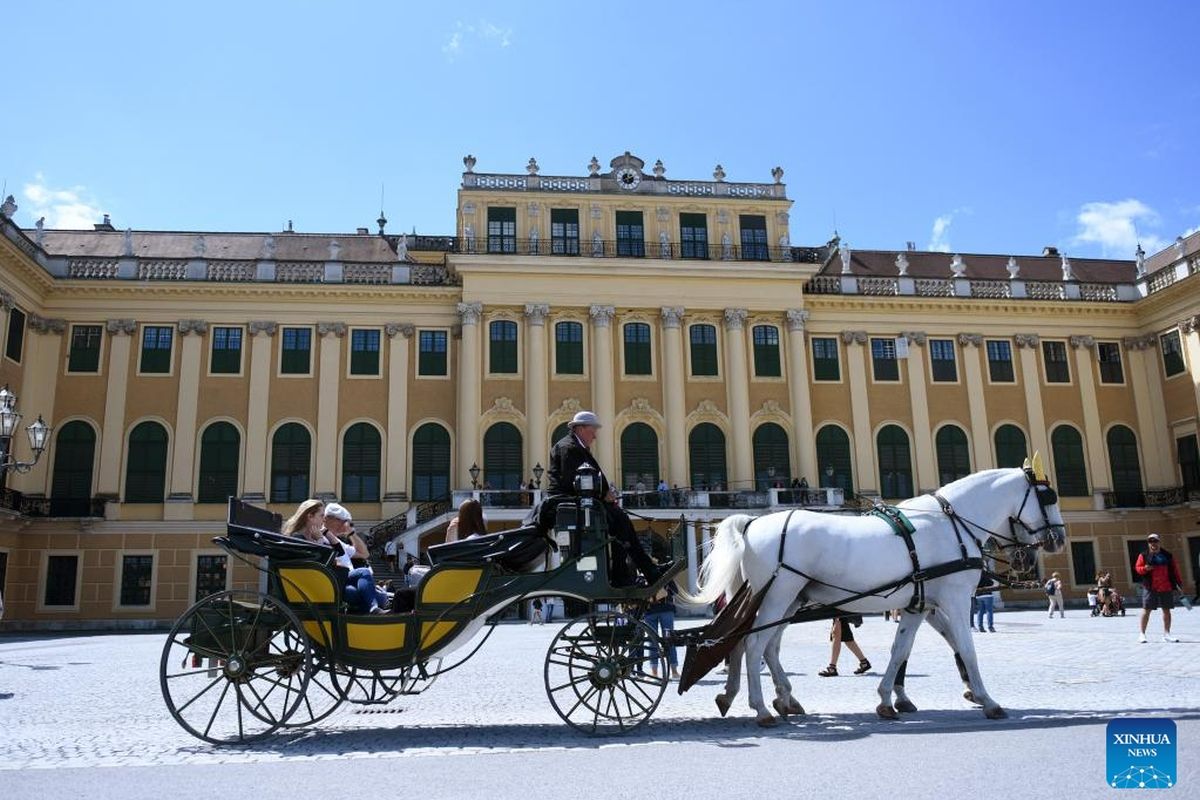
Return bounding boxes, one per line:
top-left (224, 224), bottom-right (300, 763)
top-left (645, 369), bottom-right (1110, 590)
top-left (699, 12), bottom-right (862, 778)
top-left (544, 612), bottom-right (667, 735)
top-left (160, 590), bottom-right (311, 744)
top-left (278, 651), bottom-right (344, 727)
top-left (331, 665), bottom-right (410, 705)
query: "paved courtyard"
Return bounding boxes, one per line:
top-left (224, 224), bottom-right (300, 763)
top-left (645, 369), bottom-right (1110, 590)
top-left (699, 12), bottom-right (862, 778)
top-left (2, 606), bottom-right (1198, 798)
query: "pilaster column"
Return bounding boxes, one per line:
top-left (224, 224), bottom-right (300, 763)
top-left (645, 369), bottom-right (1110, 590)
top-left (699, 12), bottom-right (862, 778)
top-left (785, 310), bottom-right (816, 483)
top-left (11, 316), bottom-right (66, 495)
top-left (1070, 335), bottom-right (1109, 492)
top-left (1182, 316), bottom-right (1200, 430)
top-left (314, 322), bottom-right (346, 499)
top-left (661, 307), bottom-right (688, 486)
top-left (456, 302), bottom-right (483, 487)
top-left (724, 309), bottom-right (752, 488)
top-left (524, 304), bottom-right (550, 475)
top-left (957, 334), bottom-right (992, 470)
top-left (1015, 334), bottom-right (1049, 460)
top-left (96, 320), bottom-right (136, 506)
top-left (589, 305), bottom-right (616, 465)
top-left (383, 323), bottom-right (414, 517)
top-left (900, 331), bottom-right (935, 492)
top-left (1125, 336), bottom-right (1170, 488)
top-left (842, 331), bottom-right (875, 493)
top-left (242, 321), bottom-right (276, 502)
top-left (165, 320), bottom-right (208, 519)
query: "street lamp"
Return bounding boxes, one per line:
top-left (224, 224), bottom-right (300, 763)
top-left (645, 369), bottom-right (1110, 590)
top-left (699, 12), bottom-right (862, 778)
top-left (468, 462), bottom-right (481, 490)
top-left (0, 385), bottom-right (52, 477)
top-left (532, 462), bottom-right (544, 489)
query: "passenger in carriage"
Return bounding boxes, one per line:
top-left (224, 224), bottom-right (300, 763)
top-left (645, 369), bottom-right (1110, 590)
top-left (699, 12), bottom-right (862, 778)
top-left (322, 503), bottom-right (387, 615)
top-left (445, 498), bottom-right (488, 543)
top-left (540, 411), bottom-right (665, 587)
top-left (283, 498), bottom-right (327, 541)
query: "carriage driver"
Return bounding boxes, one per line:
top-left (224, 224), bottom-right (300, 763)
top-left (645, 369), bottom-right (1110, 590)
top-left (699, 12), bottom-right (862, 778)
top-left (542, 411), bottom-right (665, 587)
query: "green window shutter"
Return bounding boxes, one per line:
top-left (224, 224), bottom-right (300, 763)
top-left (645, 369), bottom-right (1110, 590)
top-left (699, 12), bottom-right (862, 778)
top-left (624, 323), bottom-right (652, 375)
top-left (689, 324), bottom-right (718, 376)
top-left (752, 423), bottom-right (790, 490)
top-left (738, 215), bottom-right (769, 261)
top-left (341, 423), bottom-right (381, 502)
top-left (68, 325), bottom-right (103, 372)
top-left (210, 327), bottom-right (243, 374)
top-left (139, 326), bottom-right (173, 373)
top-left (412, 423), bottom-right (451, 501)
top-left (483, 422), bottom-right (523, 489)
top-left (752, 325), bottom-right (781, 376)
top-left (812, 337), bottom-right (840, 381)
top-left (876, 425), bottom-right (913, 498)
top-left (418, 330), bottom-right (448, 375)
top-left (620, 423), bottom-right (660, 488)
top-left (197, 422), bottom-right (240, 503)
top-left (935, 425), bottom-right (971, 484)
top-left (280, 328), bottom-right (312, 374)
top-left (994, 424), bottom-right (1027, 469)
top-left (615, 211), bottom-right (645, 257)
top-left (1051, 426), bottom-right (1089, 496)
top-left (271, 423), bottom-right (311, 503)
top-left (350, 329), bottom-right (381, 375)
top-left (555, 321), bottom-right (583, 374)
top-left (125, 421), bottom-right (168, 502)
top-left (489, 320), bottom-right (518, 373)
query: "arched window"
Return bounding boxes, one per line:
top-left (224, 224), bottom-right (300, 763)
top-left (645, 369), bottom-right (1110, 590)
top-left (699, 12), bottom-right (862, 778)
top-left (1050, 425), bottom-right (1088, 497)
top-left (342, 423), bottom-right (381, 502)
top-left (620, 423), bottom-right (659, 489)
top-left (994, 424), bottom-right (1027, 469)
top-left (551, 422), bottom-right (571, 446)
top-left (411, 423), bottom-right (450, 502)
top-left (815, 425), bottom-right (852, 492)
top-left (752, 423), bottom-right (790, 490)
top-left (1107, 425), bottom-right (1144, 506)
top-left (689, 423), bottom-right (727, 490)
top-left (483, 422), bottom-right (523, 490)
top-left (877, 425), bottom-right (913, 498)
top-left (935, 425), bottom-right (971, 485)
top-left (271, 423), bottom-right (311, 503)
top-left (197, 422), bottom-right (240, 503)
top-left (125, 421), bottom-right (169, 503)
top-left (51, 421), bottom-right (96, 514)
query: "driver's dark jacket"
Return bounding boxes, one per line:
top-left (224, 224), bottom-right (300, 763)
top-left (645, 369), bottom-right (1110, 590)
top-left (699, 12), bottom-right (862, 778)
top-left (527, 433), bottom-right (607, 531)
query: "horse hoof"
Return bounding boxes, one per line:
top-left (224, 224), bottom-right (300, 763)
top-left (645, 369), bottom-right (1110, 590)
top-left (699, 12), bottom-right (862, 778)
top-left (772, 698), bottom-right (805, 717)
top-left (756, 714), bottom-right (779, 728)
top-left (895, 699), bottom-right (918, 713)
top-left (715, 694), bottom-right (732, 718)
top-left (876, 704), bottom-right (899, 720)
top-left (985, 706), bottom-right (1007, 720)
top-left (963, 690), bottom-right (981, 706)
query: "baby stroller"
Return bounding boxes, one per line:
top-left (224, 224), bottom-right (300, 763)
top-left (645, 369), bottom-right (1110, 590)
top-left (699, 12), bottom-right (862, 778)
top-left (1089, 586), bottom-right (1126, 616)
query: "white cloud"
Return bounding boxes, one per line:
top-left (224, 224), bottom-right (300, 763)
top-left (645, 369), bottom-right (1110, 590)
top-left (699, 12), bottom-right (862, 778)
top-left (927, 207), bottom-right (970, 252)
top-left (22, 174), bottom-right (104, 229)
top-left (443, 19), bottom-right (513, 61)
top-left (1071, 199), bottom-right (1164, 257)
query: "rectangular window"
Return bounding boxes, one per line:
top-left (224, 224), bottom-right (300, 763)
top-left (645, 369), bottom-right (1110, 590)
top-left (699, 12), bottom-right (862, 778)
top-left (1042, 341), bottom-right (1070, 383)
top-left (487, 207), bottom-right (517, 254)
top-left (929, 339), bottom-right (957, 382)
top-left (210, 326), bottom-right (243, 374)
top-left (119, 554), bottom-right (154, 606)
top-left (349, 328), bottom-right (381, 375)
top-left (280, 327), bottom-right (312, 374)
top-left (679, 213), bottom-right (709, 259)
top-left (1097, 341), bottom-right (1124, 384)
top-left (624, 322), bottom-right (652, 375)
top-left (550, 208), bottom-right (580, 255)
top-left (986, 340), bottom-right (1014, 383)
top-left (418, 330), bottom-right (448, 376)
top-left (871, 337), bottom-right (899, 381)
top-left (615, 211), bottom-right (645, 257)
top-left (1069, 541), bottom-right (1097, 588)
top-left (1161, 330), bottom-right (1186, 376)
top-left (689, 325), bottom-right (718, 376)
top-left (139, 325), bottom-right (173, 373)
top-left (739, 215), bottom-right (769, 261)
top-left (752, 325), bottom-right (781, 376)
top-left (67, 324), bottom-right (103, 372)
top-left (1178, 435), bottom-right (1200, 492)
top-left (5, 307), bottom-right (25, 363)
top-left (195, 554), bottom-right (228, 601)
top-left (489, 320), bottom-right (518, 374)
top-left (555, 321), bottom-right (584, 374)
top-left (44, 555), bottom-right (79, 607)
top-left (812, 337), bottom-right (840, 381)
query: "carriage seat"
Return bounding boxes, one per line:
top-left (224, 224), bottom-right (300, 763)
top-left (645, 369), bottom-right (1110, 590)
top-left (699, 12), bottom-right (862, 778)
top-left (218, 524), bottom-right (335, 563)
top-left (426, 525), bottom-right (549, 571)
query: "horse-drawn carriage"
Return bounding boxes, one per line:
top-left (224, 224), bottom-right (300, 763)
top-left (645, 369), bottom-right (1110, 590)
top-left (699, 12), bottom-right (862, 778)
top-left (159, 495), bottom-right (686, 744)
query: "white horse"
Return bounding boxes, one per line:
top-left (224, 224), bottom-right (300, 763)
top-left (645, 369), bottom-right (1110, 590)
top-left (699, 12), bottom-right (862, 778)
top-left (677, 463), bottom-right (1066, 726)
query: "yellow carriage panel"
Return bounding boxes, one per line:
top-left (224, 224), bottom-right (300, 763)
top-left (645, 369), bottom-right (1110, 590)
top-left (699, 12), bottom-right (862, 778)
top-left (419, 621), bottom-right (458, 651)
top-left (278, 566), bottom-right (339, 605)
top-left (302, 620), bottom-right (334, 646)
top-left (345, 622), bottom-right (408, 651)
top-left (419, 567), bottom-right (484, 605)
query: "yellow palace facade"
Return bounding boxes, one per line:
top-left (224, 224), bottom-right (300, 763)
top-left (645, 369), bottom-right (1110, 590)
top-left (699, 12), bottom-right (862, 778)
top-left (0, 152), bottom-right (1198, 629)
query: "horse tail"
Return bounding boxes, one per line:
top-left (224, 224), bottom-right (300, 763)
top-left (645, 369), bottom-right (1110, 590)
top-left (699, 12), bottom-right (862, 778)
top-left (675, 513), bottom-right (755, 606)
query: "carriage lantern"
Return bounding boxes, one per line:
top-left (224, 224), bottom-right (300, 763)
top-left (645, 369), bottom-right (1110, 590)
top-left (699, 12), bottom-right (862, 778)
top-left (0, 385), bottom-right (51, 476)
top-left (574, 463), bottom-right (599, 499)
top-left (532, 462), bottom-right (544, 489)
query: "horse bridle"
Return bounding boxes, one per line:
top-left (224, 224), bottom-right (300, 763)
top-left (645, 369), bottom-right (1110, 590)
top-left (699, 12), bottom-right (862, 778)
top-left (933, 470), bottom-right (1065, 559)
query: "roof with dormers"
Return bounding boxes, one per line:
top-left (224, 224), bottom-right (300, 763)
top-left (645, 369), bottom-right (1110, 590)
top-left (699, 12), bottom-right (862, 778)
top-left (817, 248), bottom-right (1136, 284)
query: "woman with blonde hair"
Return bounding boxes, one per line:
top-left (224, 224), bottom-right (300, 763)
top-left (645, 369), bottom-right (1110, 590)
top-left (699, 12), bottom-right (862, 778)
top-left (445, 498), bottom-right (487, 542)
top-left (283, 498), bottom-right (325, 540)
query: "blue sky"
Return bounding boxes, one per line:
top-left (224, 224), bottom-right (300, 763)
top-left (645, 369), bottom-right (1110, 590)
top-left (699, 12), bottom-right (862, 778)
top-left (3, 1), bottom-right (1198, 259)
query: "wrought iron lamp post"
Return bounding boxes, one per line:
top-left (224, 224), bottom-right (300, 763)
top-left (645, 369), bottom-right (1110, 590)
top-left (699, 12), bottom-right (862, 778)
top-left (468, 462), bottom-right (481, 490)
top-left (824, 463), bottom-right (835, 488)
top-left (532, 462), bottom-right (544, 490)
top-left (0, 385), bottom-right (51, 482)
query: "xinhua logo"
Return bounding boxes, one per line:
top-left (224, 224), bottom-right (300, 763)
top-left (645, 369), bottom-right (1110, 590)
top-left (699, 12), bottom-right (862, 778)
top-left (1107, 718), bottom-right (1177, 789)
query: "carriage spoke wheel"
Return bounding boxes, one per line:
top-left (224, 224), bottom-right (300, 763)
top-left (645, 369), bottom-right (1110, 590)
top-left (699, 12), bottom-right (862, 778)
top-left (160, 590), bottom-right (311, 744)
top-left (544, 612), bottom-right (667, 735)
top-left (278, 650), bottom-right (344, 727)
top-left (331, 665), bottom-right (409, 705)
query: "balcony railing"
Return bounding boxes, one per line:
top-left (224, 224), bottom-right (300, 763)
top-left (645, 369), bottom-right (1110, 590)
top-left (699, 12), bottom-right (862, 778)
top-left (1102, 487), bottom-right (1189, 509)
top-left (456, 237), bottom-right (796, 263)
top-left (806, 273), bottom-right (1138, 303)
top-left (0, 491), bottom-right (106, 518)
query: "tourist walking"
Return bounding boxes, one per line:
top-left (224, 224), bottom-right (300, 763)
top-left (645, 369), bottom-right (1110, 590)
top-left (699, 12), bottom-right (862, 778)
top-left (1136, 533), bottom-right (1184, 643)
top-left (1046, 572), bottom-right (1065, 618)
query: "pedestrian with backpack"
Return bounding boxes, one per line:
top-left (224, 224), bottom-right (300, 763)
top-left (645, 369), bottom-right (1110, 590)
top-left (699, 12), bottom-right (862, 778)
top-left (1046, 572), bottom-right (1065, 618)
top-left (1136, 533), bottom-right (1183, 643)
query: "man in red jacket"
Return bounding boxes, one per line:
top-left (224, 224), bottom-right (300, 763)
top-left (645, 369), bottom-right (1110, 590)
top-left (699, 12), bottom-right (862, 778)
top-left (1136, 533), bottom-right (1184, 643)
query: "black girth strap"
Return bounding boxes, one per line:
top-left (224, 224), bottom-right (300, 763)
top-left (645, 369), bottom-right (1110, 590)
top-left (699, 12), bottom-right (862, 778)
top-left (872, 505), bottom-right (926, 613)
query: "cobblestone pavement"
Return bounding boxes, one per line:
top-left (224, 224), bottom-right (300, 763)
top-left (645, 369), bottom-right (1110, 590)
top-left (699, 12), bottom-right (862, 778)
top-left (2, 608), bottom-right (1198, 797)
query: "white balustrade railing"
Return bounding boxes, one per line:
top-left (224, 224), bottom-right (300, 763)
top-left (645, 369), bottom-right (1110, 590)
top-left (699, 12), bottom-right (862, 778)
top-left (138, 260), bottom-right (188, 280)
top-left (207, 261), bottom-right (256, 281)
top-left (276, 262), bottom-right (324, 282)
top-left (67, 258), bottom-right (119, 279)
top-left (344, 263), bottom-right (391, 284)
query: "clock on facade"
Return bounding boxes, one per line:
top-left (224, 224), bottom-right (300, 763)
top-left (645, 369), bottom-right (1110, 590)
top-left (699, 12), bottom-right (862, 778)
top-left (616, 167), bottom-right (642, 190)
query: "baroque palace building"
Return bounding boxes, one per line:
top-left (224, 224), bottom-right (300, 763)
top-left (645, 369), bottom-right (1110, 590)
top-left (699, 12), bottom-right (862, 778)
top-left (0, 152), bottom-right (1198, 629)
